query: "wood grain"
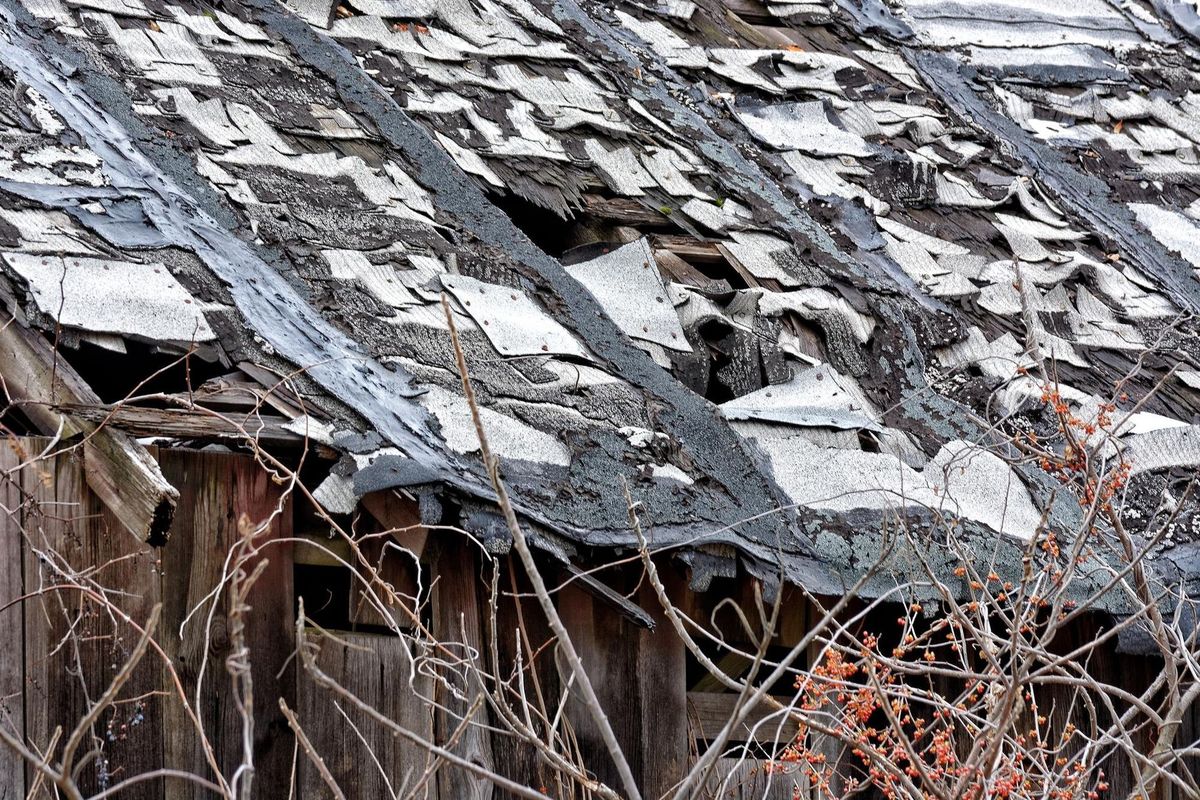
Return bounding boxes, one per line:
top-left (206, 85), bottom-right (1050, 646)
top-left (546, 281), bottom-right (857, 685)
top-left (432, 541), bottom-right (495, 800)
top-left (21, 442), bottom-right (164, 798)
top-left (559, 564), bottom-right (689, 797)
top-left (636, 571), bottom-right (688, 800)
top-left (295, 631), bottom-right (434, 799)
top-left (158, 449), bottom-right (294, 800)
top-left (0, 321), bottom-right (178, 544)
top-left (0, 442), bottom-right (25, 800)
top-left (59, 403), bottom-right (337, 458)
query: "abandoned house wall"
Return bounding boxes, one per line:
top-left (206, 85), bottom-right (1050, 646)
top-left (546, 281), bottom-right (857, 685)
top-left (2, 439), bottom-right (1196, 799)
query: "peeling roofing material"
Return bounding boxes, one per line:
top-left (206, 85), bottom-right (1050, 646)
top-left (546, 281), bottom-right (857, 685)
top-left (563, 238), bottom-right (691, 353)
top-left (1, 0), bottom-right (1199, 605)
top-left (3, 253), bottom-right (218, 341)
top-left (442, 273), bottom-right (593, 359)
top-left (720, 366), bottom-right (878, 431)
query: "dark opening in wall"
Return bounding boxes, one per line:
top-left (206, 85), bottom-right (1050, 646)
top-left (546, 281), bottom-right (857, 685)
top-left (295, 563), bottom-right (352, 630)
top-left (291, 496), bottom-right (424, 635)
top-left (293, 547), bottom-right (409, 635)
top-left (683, 577), bottom-right (814, 697)
top-left (0, 403), bottom-right (38, 437)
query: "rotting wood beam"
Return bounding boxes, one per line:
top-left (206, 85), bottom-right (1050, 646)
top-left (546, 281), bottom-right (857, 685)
top-left (57, 402), bottom-right (339, 458)
top-left (235, 361), bottom-right (310, 418)
top-left (653, 234), bottom-right (727, 263)
top-left (566, 563), bottom-right (656, 629)
top-left (722, 0), bottom-right (779, 25)
top-left (0, 319), bottom-right (178, 545)
top-left (581, 194), bottom-right (670, 226)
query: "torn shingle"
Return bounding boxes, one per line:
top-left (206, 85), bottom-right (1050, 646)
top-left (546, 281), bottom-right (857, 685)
top-left (2, 0), bottom-right (1199, 596)
top-left (4, 253), bottom-right (218, 341)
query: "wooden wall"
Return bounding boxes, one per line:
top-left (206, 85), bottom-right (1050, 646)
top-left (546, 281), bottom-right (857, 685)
top-left (1, 439), bottom-right (1194, 800)
top-left (0, 443), bottom-right (297, 799)
top-left (0, 435), bottom-right (775, 799)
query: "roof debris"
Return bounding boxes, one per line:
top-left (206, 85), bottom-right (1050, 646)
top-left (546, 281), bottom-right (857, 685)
top-left (0, 0), bottom-right (1198, 588)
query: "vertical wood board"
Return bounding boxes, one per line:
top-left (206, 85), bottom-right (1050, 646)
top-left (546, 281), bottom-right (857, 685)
top-left (432, 541), bottom-right (495, 800)
top-left (158, 449), bottom-right (295, 800)
top-left (0, 443), bottom-right (25, 800)
top-left (21, 443), bottom-right (164, 798)
top-left (295, 631), bottom-right (434, 799)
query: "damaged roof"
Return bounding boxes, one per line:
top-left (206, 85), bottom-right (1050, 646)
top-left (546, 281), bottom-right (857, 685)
top-left (2, 0), bottom-right (1200, 594)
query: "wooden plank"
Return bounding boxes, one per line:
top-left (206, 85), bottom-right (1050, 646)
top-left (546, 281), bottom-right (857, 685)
top-left (296, 631), bottom-right (434, 799)
top-left (653, 248), bottom-right (730, 292)
top-left (566, 564), bottom-right (655, 629)
top-left (1052, 615), bottom-right (1153, 800)
top-left (293, 531), bottom-right (353, 568)
top-left (361, 489), bottom-right (427, 561)
top-left (184, 373), bottom-right (300, 415)
top-left (557, 565), bottom-right (693, 796)
top-left (559, 577), bottom-right (643, 794)
top-left (157, 449), bottom-right (294, 800)
top-left (0, 441), bottom-right (25, 800)
top-left (0, 320), bottom-right (178, 544)
top-left (636, 570), bottom-right (688, 800)
top-left (234, 363), bottom-right (308, 419)
top-left (691, 652), bottom-right (754, 693)
top-left (308, 489), bottom-right (425, 630)
top-left (58, 404), bottom-right (337, 458)
top-left (652, 234), bottom-right (726, 263)
top-left (488, 560), bottom-right (561, 798)
top-left (686, 693), bottom-right (799, 745)
top-left (707, 757), bottom-right (799, 799)
top-left (581, 194), bottom-right (669, 226)
top-left (776, 586), bottom-right (808, 647)
top-left (19, 444), bottom-right (83, 798)
top-left (432, 540), bottom-right (495, 800)
top-left (801, 599), bottom-right (842, 798)
top-left (376, 638), bottom-right (437, 798)
top-left (720, 0), bottom-right (774, 22)
top-left (21, 441), bottom-right (165, 798)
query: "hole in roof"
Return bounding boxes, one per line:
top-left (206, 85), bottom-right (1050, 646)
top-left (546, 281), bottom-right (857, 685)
top-left (487, 190), bottom-right (576, 258)
top-left (698, 318), bottom-right (738, 404)
top-left (62, 338), bottom-right (228, 406)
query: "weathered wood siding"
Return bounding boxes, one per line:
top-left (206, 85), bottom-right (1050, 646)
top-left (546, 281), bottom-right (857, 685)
top-left (157, 449), bottom-right (295, 800)
top-left (0, 442), bottom-right (28, 799)
top-left (295, 631), bottom-right (434, 798)
top-left (1, 442), bottom-right (295, 799)
top-left (0, 438), bottom-right (1192, 800)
